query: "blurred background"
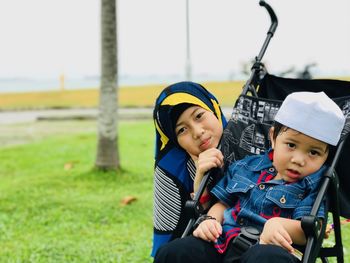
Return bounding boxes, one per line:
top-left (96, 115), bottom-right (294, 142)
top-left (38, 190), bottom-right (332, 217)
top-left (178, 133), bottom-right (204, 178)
top-left (1, 1), bottom-right (350, 262)
top-left (0, 0), bottom-right (349, 94)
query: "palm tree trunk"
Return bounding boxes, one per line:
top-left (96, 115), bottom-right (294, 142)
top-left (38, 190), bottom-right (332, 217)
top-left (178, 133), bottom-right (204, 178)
top-left (95, 0), bottom-right (119, 170)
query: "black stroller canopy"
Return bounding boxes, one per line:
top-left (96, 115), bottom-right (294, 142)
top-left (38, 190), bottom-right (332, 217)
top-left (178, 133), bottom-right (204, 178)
top-left (257, 74), bottom-right (350, 218)
top-left (258, 73), bottom-right (350, 101)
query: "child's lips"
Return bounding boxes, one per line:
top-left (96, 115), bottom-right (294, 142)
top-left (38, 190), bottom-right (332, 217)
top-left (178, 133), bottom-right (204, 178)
top-left (286, 169), bottom-right (301, 179)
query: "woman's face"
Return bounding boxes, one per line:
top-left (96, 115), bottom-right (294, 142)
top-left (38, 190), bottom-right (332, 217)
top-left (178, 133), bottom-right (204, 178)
top-left (174, 106), bottom-right (223, 159)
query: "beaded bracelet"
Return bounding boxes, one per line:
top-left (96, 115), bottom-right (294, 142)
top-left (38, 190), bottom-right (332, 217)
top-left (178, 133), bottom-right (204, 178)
top-left (193, 214), bottom-right (217, 230)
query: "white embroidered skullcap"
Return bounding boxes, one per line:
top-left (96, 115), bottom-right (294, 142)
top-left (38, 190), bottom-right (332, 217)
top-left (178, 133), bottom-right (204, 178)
top-left (274, 91), bottom-right (345, 146)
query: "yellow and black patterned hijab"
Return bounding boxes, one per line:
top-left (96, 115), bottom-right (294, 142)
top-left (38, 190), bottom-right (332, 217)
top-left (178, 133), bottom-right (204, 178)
top-left (153, 81), bottom-right (227, 169)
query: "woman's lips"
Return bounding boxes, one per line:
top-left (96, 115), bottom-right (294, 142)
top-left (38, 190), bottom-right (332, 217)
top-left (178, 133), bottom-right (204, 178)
top-left (200, 137), bottom-right (211, 150)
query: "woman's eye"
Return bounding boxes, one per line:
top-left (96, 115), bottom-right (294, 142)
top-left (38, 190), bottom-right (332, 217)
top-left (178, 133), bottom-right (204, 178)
top-left (195, 112), bottom-right (205, 120)
top-left (176, 127), bottom-right (186, 136)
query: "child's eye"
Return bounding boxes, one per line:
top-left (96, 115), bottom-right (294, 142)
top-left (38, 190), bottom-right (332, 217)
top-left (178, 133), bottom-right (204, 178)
top-left (287, 143), bottom-right (296, 149)
top-left (309, 150), bottom-right (320, 156)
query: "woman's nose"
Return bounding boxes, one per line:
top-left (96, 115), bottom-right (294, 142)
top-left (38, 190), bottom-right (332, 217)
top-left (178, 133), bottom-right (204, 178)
top-left (192, 126), bottom-right (204, 139)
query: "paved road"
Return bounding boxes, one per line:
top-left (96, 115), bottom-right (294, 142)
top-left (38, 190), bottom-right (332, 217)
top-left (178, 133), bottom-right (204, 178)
top-left (0, 107), bottom-right (233, 125)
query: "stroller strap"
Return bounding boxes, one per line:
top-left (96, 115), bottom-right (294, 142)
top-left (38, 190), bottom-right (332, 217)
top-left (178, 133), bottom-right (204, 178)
top-left (223, 226), bottom-right (260, 262)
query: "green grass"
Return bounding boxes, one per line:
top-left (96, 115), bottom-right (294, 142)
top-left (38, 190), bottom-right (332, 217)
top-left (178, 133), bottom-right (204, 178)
top-left (0, 120), bottom-right (349, 262)
top-left (0, 120), bottom-right (154, 262)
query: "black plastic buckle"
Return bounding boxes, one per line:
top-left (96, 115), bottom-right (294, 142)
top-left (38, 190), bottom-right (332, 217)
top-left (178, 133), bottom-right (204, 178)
top-left (223, 226), bottom-right (261, 263)
top-left (230, 235), bottom-right (254, 255)
top-left (232, 226), bottom-right (260, 254)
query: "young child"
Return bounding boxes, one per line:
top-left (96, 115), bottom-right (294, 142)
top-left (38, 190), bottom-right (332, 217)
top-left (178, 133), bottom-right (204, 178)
top-left (152, 81), bottom-right (227, 257)
top-left (192, 91), bottom-right (345, 263)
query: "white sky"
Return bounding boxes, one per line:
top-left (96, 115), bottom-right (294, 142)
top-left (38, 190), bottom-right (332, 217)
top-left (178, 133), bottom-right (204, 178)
top-left (0, 0), bottom-right (349, 81)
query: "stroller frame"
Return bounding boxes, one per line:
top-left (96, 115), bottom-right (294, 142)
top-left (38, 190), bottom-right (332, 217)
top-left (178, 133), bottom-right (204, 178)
top-left (181, 1), bottom-right (350, 263)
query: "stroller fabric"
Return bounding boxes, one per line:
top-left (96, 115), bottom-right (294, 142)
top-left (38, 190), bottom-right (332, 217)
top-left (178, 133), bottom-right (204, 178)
top-left (222, 74), bottom-right (350, 218)
top-left (258, 73), bottom-right (350, 100)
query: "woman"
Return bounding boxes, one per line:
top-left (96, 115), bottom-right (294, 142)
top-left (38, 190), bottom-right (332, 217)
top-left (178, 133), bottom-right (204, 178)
top-left (151, 81), bottom-right (227, 256)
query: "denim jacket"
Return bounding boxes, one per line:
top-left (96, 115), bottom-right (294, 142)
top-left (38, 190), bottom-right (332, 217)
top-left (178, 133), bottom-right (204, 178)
top-left (211, 149), bottom-right (326, 253)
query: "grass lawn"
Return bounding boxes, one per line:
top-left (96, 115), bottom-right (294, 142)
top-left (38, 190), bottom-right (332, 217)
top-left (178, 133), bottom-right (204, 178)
top-left (0, 120), bottom-right (349, 262)
top-left (0, 120), bottom-right (154, 262)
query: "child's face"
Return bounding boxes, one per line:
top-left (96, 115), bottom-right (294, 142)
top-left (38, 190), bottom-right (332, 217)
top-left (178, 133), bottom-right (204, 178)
top-left (269, 127), bottom-right (329, 183)
top-left (175, 106), bottom-right (223, 159)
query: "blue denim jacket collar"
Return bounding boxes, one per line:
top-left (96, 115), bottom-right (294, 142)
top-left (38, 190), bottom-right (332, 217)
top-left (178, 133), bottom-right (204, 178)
top-left (242, 149), bottom-right (326, 185)
top-left (242, 149), bottom-right (274, 172)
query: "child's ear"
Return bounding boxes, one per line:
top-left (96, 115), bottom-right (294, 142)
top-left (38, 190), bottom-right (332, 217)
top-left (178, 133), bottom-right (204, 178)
top-left (269, 127), bottom-right (275, 149)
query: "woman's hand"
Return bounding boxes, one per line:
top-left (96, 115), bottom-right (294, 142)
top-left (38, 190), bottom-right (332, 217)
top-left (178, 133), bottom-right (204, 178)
top-left (193, 148), bottom-right (224, 193)
top-left (193, 218), bottom-right (222, 243)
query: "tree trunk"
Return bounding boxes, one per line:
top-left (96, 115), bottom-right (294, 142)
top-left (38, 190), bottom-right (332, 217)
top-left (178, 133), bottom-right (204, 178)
top-left (95, 0), bottom-right (119, 170)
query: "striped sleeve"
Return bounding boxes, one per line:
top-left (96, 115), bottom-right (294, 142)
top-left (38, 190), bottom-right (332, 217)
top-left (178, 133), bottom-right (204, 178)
top-left (187, 158), bottom-right (196, 181)
top-left (153, 166), bottom-right (182, 231)
top-left (187, 158), bottom-right (213, 187)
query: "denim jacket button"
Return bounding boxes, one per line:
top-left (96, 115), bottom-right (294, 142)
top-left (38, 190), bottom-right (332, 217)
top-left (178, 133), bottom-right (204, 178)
top-left (269, 167), bottom-right (275, 173)
top-left (259, 184), bottom-right (265, 190)
top-left (280, 195), bottom-right (286, 204)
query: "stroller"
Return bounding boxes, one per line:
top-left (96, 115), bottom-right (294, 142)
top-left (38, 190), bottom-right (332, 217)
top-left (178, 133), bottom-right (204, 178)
top-left (182, 1), bottom-right (350, 263)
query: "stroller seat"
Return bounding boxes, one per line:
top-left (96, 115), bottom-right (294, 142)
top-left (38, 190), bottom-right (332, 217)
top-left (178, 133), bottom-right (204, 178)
top-left (220, 75), bottom-right (350, 263)
top-left (181, 2), bottom-right (350, 262)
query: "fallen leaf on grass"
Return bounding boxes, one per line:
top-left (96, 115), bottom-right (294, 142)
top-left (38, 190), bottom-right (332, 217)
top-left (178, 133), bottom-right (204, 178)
top-left (64, 160), bottom-right (80, 171)
top-left (64, 162), bottom-right (74, 170)
top-left (120, 196), bottom-right (137, 206)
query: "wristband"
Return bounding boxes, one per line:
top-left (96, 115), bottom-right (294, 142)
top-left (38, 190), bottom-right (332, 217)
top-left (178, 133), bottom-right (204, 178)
top-left (193, 215), bottom-right (217, 230)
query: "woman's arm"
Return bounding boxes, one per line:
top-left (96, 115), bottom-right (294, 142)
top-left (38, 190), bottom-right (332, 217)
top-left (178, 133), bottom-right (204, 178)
top-left (193, 148), bottom-right (223, 193)
top-left (152, 166), bottom-right (184, 255)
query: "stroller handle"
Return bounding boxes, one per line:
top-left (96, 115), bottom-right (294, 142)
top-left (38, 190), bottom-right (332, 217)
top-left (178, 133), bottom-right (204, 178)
top-left (242, 1), bottom-right (278, 96)
top-left (259, 1), bottom-right (278, 35)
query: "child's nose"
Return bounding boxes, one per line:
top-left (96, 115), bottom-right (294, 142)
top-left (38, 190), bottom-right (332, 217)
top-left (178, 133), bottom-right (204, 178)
top-left (291, 153), bottom-right (305, 166)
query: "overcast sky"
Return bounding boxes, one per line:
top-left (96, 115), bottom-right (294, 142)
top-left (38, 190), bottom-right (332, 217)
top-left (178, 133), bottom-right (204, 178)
top-left (0, 0), bottom-right (349, 82)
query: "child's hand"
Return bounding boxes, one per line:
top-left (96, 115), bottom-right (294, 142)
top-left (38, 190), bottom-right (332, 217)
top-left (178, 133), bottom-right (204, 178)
top-left (324, 224), bottom-right (332, 239)
top-left (194, 148), bottom-right (224, 193)
top-left (193, 218), bottom-right (222, 243)
top-left (260, 217), bottom-right (294, 253)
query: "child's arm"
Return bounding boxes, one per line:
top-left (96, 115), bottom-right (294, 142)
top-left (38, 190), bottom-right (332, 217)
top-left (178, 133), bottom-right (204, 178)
top-left (260, 217), bottom-right (306, 253)
top-left (193, 201), bottom-right (227, 242)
